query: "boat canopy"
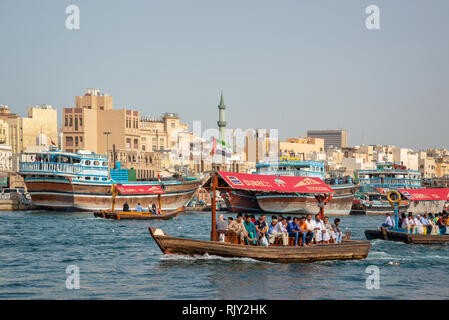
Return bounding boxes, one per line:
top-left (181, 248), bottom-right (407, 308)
top-left (398, 188), bottom-right (449, 201)
top-left (217, 171), bottom-right (334, 194)
top-left (115, 185), bottom-right (165, 194)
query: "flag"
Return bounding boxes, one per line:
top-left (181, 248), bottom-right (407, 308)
top-left (51, 139), bottom-right (56, 146)
top-left (157, 173), bottom-right (161, 184)
top-left (210, 137), bottom-right (217, 156)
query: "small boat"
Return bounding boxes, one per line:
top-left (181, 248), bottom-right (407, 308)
top-left (364, 190), bottom-right (449, 244)
top-left (149, 172), bottom-right (372, 264)
top-left (365, 227), bottom-right (449, 244)
top-left (149, 227), bottom-right (370, 263)
top-left (94, 207), bottom-right (183, 220)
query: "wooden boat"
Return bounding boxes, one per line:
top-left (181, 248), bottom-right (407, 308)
top-left (94, 207), bottom-right (183, 220)
top-left (365, 227), bottom-right (449, 244)
top-left (149, 172), bottom-right (372, 264)
top-left (149, 227), bottom-right (369, 263)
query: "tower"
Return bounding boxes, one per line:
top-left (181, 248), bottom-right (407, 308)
top-left (217, 92), bottom-right (226, 142)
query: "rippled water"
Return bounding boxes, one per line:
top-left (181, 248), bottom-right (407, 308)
top-left (0, 210), bottom-right (448, 299)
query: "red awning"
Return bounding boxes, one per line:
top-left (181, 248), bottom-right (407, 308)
top-left (217, 171), bottom-right (334, 194)
top-left (116, 185), bottom-right (165, 194)
top-left (398, 188), bottom-right (449, 201)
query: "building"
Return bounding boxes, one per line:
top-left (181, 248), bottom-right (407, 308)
top-left (418, 151), bottom-right (436, 179)
top-left (0, 144), bottom-right (13, 172)
top-left (0, 104), bottom-right (58, 155)
top-left (307, 129), bottom-right (348, 150)
top-left (279, 137), bottom-right (324, 158)
top-left (62, 89), bottom-right (140, 155)
top-left (0, 118), bottom-right (8, 144)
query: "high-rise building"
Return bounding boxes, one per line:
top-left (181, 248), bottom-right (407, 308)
top-left (307, 129), bottom-right (348, 150)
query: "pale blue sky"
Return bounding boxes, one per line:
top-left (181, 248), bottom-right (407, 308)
top-left (1, 0), bottom-right (448, 150)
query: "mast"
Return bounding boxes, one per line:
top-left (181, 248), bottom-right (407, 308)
top-left (210, 173), bottom-right (218, 241)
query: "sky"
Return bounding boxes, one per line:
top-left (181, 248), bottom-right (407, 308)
top-left (0, 0), bottom-right (448, 150)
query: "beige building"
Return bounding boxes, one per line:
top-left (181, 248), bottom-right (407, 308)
top-left (0, 104), bottom-right (58, 155)
top-left (63, 89), bottom-right (140, 155)
top-left (435, 161), bottom-right (449, 178)
top-left (307, 129), bottom-right (348, 150)
top-left (418, 151), bottom-right (436, 178)
top-left (0, 144), bottom-right (13, 172)
top-left (279, 137), bottom-right (324, 158)
top-left (0, 118), bottom-right (8, 145)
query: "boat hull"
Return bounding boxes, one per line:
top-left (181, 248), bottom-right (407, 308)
top-left (93, 208), bottom-right (182, 220)
top-left (350, 201), bottom-right (409, 216)
top-left (149, 227), bottom-right (371, 263)
top-left (256, 184), bottom-right (355, 216)
top-left (23, 177), bottom-right (203, 212)
top-left (365, 228), bottom-right (449, 244)
top-left (223, 190), bottom-right (261, 213)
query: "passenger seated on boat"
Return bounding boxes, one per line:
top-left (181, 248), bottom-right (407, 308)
top-left (298, 217), bottom-right (312, 246)
top-left (323, 216), bottom-right (334, 244)
top-left (150, 203), bottom-right (157, 214)
top-left (437, 214), bottom-right (448, 235)
top-left (381, 213), bottom-right (395, 229)
top-left (250, 215), bottom-right (256, 224)
top-left (305, 215), bottom-right (316, 243)
top-left (398, 213), bottom-right (406, 229)
top-left (271, 218), bottom-right (289, 246)
top-left (313, 214), bottom-right (329, 244)
top-left (403, 213), bottom-right (416, 234)
top-left (228, 214), bottom-right (250, 244)
top-left (332, 218), bottom-right (343, 244)
top-left (216, 214), bottom-right (229, 231)
top-left (255, 215), bottom-right (268, 244)
top-left (419, 214), bottom-right (430, 234)
top-left (123, 202), bottom-right (130, 212)
top-left (268, 218), bottom-right (287, 246)
top-left (414, 215), bottom-right (424, 234)
top-left (136, 203), bottom-right (143, 212)
top-left (287, 217), bottom-right (301, 246)
top-left (243, 215), bottom-right (258, 245)
top-left (227, 217), bottom-right (233, 224)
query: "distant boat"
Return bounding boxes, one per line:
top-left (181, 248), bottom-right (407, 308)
top-left (18, 148), bottom-right (204, 212)
top-left (224, 158), bottom-right (355, 215)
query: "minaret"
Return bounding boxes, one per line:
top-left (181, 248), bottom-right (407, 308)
top-left (217, 92), bottom-right (226, 142)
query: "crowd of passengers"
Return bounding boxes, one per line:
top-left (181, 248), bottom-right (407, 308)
top-left (381, 212), bottom-right (449, 235)
top-left (216, 213), bottom-right (345, 246)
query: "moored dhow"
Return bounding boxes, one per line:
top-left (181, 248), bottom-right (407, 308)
top-left (225, 158), bottom-right (355, 215)
top-left (19, 148), bottom-right (204, 211)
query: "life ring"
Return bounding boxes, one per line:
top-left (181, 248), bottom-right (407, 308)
top-left (387, 190), bottom-right (402, 205)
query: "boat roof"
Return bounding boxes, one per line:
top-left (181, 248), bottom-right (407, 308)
top-left (398, 188), bottom-right (449, 201)
top-left (216, 171), bottom-right (333, 194)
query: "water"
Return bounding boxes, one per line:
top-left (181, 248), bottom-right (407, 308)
top-left (1, 210), bottom-right (448, 299)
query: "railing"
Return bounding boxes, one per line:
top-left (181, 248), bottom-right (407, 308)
top-left (19, 162), bottom-right (83, 175)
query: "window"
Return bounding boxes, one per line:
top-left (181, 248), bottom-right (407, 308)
top-left (65, 117), bottom-right (68, 126)
top-left (75, 118), bottom-right (78, 131)
top-left (94, 161), bottom-right (99, 166)
top-left (85, 160), bottom-right (91, 165)
top-left (66, 136), bottom-right (73, 147)
top-left (80, 136), bottom-right (83, 143)
top-left (134, 139), bottom-right (138, 149)
top-left (79, 117), bottom-right (83, 126)
top-left (142, 145), bottom-right (146, 151)
top-left (102, 162), bottom-right (108, 167)
top-left (69, 117), bottom-right (73, 127)
top-left (75, 136), bottom-right (78, 146)
top-left (126, 138), bottom-right (131, 149)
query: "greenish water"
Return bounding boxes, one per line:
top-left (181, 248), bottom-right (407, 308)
top-left (0, 210), bottom-right (448, 299)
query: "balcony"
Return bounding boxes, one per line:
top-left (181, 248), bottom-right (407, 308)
top-left (19, 162), bottom-right (83, 175)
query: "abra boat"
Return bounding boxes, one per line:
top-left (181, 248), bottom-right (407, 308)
top-left (365, 190), bottom-right (449, 244)
top-left (18, 148), bottom-right (203, 211)
top-left (95, 208), bottom-right (182, 220)
top-left (149, 172), bottom-right (371, 264)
